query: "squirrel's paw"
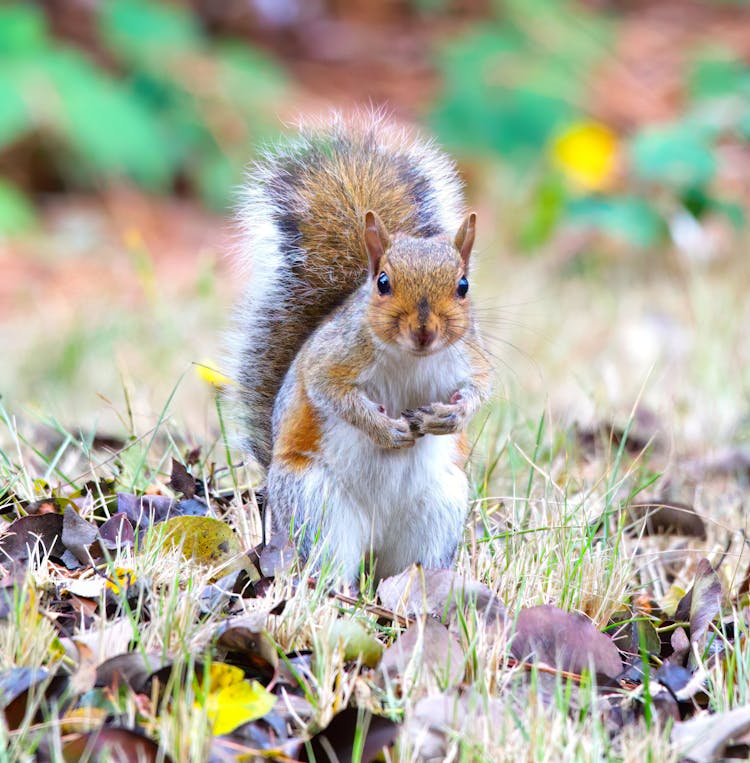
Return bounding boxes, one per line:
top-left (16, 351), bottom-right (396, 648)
top-left (372, 415), bottom-right (417, 449)
top-left (403, 402), bottom-right (464, 436)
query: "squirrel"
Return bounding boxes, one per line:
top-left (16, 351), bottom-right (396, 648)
top-left (228, 111), bottom-right (493, 583)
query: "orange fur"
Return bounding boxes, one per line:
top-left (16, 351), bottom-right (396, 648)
top-left (454, 431), bottom-right (470, 468)
top-left (272, 383), bottom-right (322, 472)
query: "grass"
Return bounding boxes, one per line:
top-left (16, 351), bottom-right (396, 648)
top-left (2, 189), bottom-right (750, 760)
top-left (1, 372), bottom-right (748, 761)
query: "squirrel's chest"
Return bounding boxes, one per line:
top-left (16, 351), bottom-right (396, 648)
top-left (358, 350), bottom-right (463, 416)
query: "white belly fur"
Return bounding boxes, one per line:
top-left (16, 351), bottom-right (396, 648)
top-left (319, 346), bottom-right (470, 568)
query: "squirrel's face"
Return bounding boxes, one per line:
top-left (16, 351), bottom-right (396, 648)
top-left (363, 211), bottom-right (477, 356)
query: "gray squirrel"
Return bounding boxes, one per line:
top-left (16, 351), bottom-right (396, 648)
top-left (228, 111), bottom-right (492, 582)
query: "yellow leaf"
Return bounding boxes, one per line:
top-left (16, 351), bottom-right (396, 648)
top-left (161, 515), bottom-right (241, 566)
top-left (551, 122), bottom-right (619, 191)
top-left (198, 664), bottom-right (276, 736)
top-left (206, 662), bottom-right (245, 691)
top-left (195, 361), bottom-right (234, 389)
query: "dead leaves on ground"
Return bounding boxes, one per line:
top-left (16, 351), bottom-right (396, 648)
top-left (2, 458), bottom-right (750, 761)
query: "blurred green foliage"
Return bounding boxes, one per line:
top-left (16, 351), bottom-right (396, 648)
top-left (431, 0), bottom-right (749, 253)
top-left (0, 1), bottom-right (287, 232)
top-left (432, 1), bottom-right (608, 161)
top-left (1, 0), bottom-right (748, 254)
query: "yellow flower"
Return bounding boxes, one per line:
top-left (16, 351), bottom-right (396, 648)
top-left (551, 122), bottom-right (619, 191)
top-left (106, 567), bottom-right (137, 596)
top-left (195, 360), bottom-right (234, 389)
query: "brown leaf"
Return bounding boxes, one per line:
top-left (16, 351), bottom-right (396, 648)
top-left (670, 626), bottom-right (691, 665)
top-left (1, 668), bottom-right (68, 730)
top-left (168, 458), bottom-right (196, 499)
top-left (299, 707), bottom-right (399, 763)
top-left (403, 692), bottom-right (505, 761)
top-left (62, 505), bottom-right (99, 563)
top-left (672, 706), bottom-right (750, 762)
top-left (95, 653), bottom-right (167, 693)
top-left (0, 513), bottom-right (65, 562)
top-left (377, 567), bottom-right (506, 631)
top-left (216, 614), bottom-right (278, 681)
top-left (674, 559), bottom-right (723, 651)
top-left (62, 727), bottom-right (170, 763)
top-left (627, 501), bottom-right (706, 539)
top-left (68, 641), bottom-right (98, 695)
top-left (512, 605), bottom-right (623, 681)
top-left (380, 618), bottom-right (464, 688)
top-left (98, 514), bottom-right (135, 550)
top-left (259, 533), bottom-right (296, 578)
top-left (116, 493), bottom-right (177, 529)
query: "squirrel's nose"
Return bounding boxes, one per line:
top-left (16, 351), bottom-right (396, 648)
top-left (413, 327), bottom-right (436, 349)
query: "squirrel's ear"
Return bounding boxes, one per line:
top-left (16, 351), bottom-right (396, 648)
top-left (364, 210), bottom-right (390, 275)
top-left (454, 212), bottom-right (476, 268)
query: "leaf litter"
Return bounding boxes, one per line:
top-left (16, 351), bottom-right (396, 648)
top-left (2, 443), bottom-right (750, 762)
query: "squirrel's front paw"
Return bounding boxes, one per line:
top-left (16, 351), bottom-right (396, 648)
top-left (403, 402), bottom-right (464, 436)
top-left (373, 415), bottom-right (417, 449)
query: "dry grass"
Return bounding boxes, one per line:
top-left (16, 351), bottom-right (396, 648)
top-left (2, 192), bottom-right (750, 760)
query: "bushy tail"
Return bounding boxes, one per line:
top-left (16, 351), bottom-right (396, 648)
top-left (227, 110), bottom-right (465, 469)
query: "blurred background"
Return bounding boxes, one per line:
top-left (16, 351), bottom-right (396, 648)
top-left (1, 0), bottom-right (749, 460)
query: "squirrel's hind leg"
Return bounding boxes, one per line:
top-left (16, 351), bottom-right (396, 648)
top-left (374, 463), bottom-right (468, 579)
top-left (267, 462), bottom-right (367, 585)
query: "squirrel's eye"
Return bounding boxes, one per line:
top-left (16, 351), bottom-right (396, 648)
top-left (377, 272), bottom-right (391, 295)
top-left (457, 275), bottom-right (469, 298)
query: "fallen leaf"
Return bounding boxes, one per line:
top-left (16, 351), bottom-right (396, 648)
top-left (1, 667), bottom-right (68, 730)
top-left (377, 567), bottom-right (506, 631)
top-left (176, 498), bottom-right (209, 516)
top-left (0, 667), bottom-right (49, 709)
top-left (672, 706), bottom-right (750, 762)
top-left (627, 501), bottom-right (706, 539)
top-left (322, 619), bottom-right (383, 669)
top-left (275, 688), bottom-right (314, 723)
top-left (512, 605), bottom-right (623, 681)
top-left (654, 662), bottom-right (707, 702)
top-left (67, 641), bottom-right (98, 695)
top-left (403, 693), bottom-right (505, 762)
top-left (0, 514), bottom-right (65, 562)
top-left (116, 493), bottom-right (177, 529)
top-left (216, 614), bottom-right (277, 681)
top-left (300, 706), bottom-right (399, 763)
top-left (380, 618), bottom-right (464, 688)
top-left (212, 710), bottom-right (290, 757)
top-left (610, 612), bottom-right (661, 658)
top-left (200, 663), bottom-right (276, 736)
top-left (60, 706), bottom-right (109, 734)
top-left (70, 618), bottom-right (135, 663)
top-left (62, 727), bottom-right (170, 763)
top-left (160, 515), bottom-right (244, 570)
top-left (674, 559), bottom-right (723, 652)
top-left (259, 533), bottom-right (296, 578)
top-left (95, 514), bottom-right (135, 554)
top-left (95, 653), bottom-right (167, 693)
top-left (60, 576), bottom-right (107, 600)
top-left (168, 458), bottom-right (196, 499)
top-left (62, 504), bottom-right (99, 563)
